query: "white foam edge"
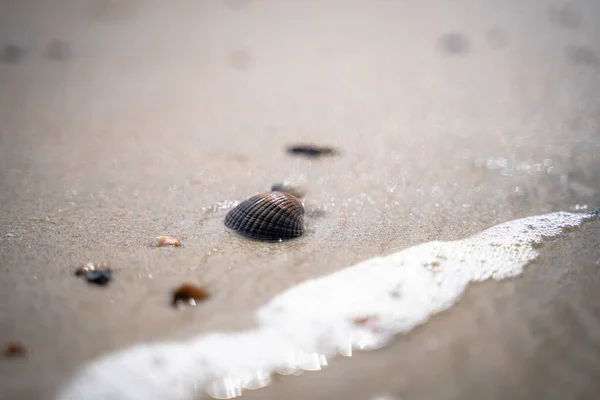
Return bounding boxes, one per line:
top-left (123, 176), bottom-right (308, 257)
top-left (58, 211), bottom-right (597, 400)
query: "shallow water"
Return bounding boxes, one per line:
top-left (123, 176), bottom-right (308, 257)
top-left (58, 211), bottom-right (598, 400)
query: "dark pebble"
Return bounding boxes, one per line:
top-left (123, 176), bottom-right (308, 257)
top-left (85, 269), bottom-right (112, 285)
top-left (172, 283), bottom-right (209, 307)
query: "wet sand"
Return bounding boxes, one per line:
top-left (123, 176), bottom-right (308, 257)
top-left (1, 0), bottom-right (599, 399)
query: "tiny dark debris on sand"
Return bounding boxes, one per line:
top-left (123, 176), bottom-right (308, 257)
top-left (75, 262), bottom-right (113, 286)
top-left (286, 144), bottom-right (338, 158)
top-left (172, 283), bottom-right (210, 307)
top-left (154, 236), bottom-right (181, 247)
top-left (3, 342), bottom-right (28, 358)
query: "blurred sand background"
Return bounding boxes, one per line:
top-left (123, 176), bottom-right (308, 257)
top-left (0, 0), bottom-right (599, 399)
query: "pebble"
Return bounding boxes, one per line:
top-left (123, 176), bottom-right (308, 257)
top-left (85, 269), bottom-right (113, 285)
top-left (74, 262), bottom-right (113, 286)
top-left (172, 283), bottom-right (209, 307)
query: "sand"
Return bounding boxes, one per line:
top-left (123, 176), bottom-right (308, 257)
top-left (0, 0), bottom-right (599, 399)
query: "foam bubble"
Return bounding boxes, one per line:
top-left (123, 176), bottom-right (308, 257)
top-left (58, 211), bottom-right (597, 400)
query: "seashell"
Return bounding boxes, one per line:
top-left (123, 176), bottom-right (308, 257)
top-left (224, 191), bottom-right (304, 241)
top-left (270, 182), bottom-right (307, 199)
top-left (286, 144), bottom-right (338, 158)
top-left (154, 236), bottom-right (181, 247)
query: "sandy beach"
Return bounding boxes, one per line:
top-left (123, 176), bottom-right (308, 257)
top-left (1, 0), bottom-right (599, 399)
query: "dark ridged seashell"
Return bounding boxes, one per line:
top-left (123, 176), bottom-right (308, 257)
top-left (224, 191), bottom-right (304, 241)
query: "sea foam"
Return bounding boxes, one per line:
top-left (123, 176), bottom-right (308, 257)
top-left (58, 211), bottom-right (597, 400)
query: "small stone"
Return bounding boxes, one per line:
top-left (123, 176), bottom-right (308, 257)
top-left (172, 283), bottom-right (209, 307)
top-left (85, 269), bottom-right (113, 285)
top-left (271, 182), bottom-right (307, 199)
top-left (286, 144), bottom-right (338, 158)
top-left (154, 236), bottom-right (181, 247)
top-left (3, 342), bottom-right (27, 358)
top-left (74, 262), bottom-right (112, 285)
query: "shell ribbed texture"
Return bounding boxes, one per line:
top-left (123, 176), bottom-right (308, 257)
top-left (224, 191), bottom-right (304, 241)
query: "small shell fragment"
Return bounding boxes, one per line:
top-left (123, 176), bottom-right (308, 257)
top-left (172, 283), bottom-right (210, 307)
top-left (154, 236), bottom-right (181, 247)
top-left (270, 182), bottom-right (307, 199)
top-left (286, 144), bottom-right (338, 158)
top-left (3, 342), bottom-right (28, 358)
top-left (75, 262), bottom-right (108, 276)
